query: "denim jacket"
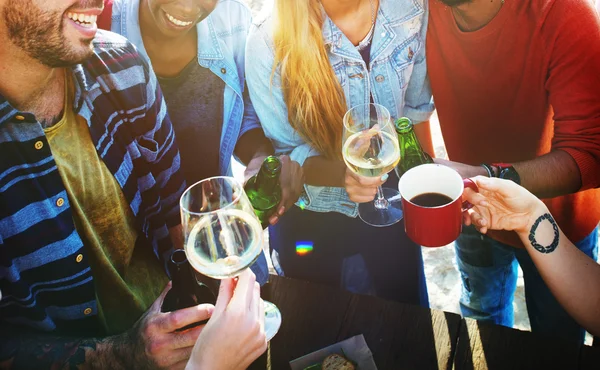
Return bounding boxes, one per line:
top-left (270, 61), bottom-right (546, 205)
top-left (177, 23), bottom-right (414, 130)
top-left (111, 0), bottom-right (269, 284)
top-left (246, 0), bottom-right (434, 217)
top-left (111, 0), bottom-right (260, 177)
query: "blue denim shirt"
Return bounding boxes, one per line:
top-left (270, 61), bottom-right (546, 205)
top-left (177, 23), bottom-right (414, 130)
top-left (110, 0), bottom-right (269, 284)
top-left (246, 0), bottom-right (434, 216)
top-left (111, 0), bottom-right (260, 177)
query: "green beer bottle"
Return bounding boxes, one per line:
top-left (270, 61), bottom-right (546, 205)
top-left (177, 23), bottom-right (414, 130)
top-left (394, 117), bottom-right (433, 178)
top-left (245, 156), bottom-right (282, 229)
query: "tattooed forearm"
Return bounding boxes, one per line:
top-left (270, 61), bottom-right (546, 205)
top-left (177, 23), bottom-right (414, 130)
top-left (2, 329), bottom-right (145, 370)
top-left (528, 213), bottom-right (560, 254)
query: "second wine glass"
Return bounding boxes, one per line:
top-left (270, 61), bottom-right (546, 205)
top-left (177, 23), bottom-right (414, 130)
top-left (180, 176), bottom-right (282, 340)
top-left (342, 103), bottom-right (403, 227)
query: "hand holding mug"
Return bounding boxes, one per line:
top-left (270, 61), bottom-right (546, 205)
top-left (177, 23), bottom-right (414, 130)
top-left (462, 176), bottom-right (548, 234)
top-left (399, 164), bottom-right (478, 247)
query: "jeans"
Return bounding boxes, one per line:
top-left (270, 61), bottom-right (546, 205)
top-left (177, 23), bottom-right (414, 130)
top-left (456, 225), bottom-right (598, 343)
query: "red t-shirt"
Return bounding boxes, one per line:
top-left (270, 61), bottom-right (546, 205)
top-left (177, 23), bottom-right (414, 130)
top-left (427, 0), bottom-right (600, 247)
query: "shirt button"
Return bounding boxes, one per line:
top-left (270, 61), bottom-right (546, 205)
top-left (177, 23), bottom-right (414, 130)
top-left (34, 141), bottom-right (44, 150)
top-left (76, 254), bottom-right (84, 263)
top-left (83, 308), bottom-right (93, 315)
top-left (56, 198), bottom-right (65, 207)
top-left (375, 75), bottom-right (385, 83)
top-left (15, 115), bottom-right (25, 121)
top-left (220, 68), bottom-right (227, 74)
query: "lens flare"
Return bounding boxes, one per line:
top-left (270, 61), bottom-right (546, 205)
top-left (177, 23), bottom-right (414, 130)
top-left (295, 241), bottom-right (313, 256)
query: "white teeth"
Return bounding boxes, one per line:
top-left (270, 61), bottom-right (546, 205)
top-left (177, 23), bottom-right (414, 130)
top-left (165, 12), bottom-right (193, 27)
top-left (67, 12), bottom-right (97, 24)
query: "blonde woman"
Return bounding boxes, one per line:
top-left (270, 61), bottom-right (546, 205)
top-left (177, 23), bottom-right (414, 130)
top-left (246, 0), bottom-right (434, 304)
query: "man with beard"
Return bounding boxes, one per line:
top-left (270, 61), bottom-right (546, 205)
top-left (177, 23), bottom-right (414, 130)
top-left (0, 0), bottom-right (265, 368)
top-left (426, 0), bottom-right (600, 342)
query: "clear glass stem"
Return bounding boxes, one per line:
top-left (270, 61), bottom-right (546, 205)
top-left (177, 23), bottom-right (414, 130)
top-left (373, 186), bottom-right (389, 210)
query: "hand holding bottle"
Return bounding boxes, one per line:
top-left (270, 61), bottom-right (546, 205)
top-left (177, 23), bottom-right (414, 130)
top-left (245, 155), bottom-right (304, 226)
top-left (126, 282), bottom-right (215, 370)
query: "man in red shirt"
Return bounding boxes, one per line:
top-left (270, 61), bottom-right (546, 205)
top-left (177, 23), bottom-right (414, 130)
top-left (426, 0), bottom-right (600, 342)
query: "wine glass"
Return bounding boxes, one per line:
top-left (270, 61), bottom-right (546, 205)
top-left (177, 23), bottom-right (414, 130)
top-left (342, 103), bottom-right (403, 227)
top-left (180, 176), bottom-right (282, 340)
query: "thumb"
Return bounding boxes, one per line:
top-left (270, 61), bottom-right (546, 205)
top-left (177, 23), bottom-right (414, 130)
top-left (150, 281), bottom-right (173, 312)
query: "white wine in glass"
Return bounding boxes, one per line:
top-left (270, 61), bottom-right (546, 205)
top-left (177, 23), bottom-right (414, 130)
top-left (343, 130), bottom-right (400, 177)
top-left (181, 176), bottom-right (282, 340)
top-left (342, 103), bottom-right (403, 227)
top-left (185, 208), bottom-right (263, 279)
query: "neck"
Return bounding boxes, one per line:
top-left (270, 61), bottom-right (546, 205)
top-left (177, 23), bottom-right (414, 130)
top-left (0, 39), bottom-right (63, 112)
top-left (451, 0), bottom-right (504, 32)
top-left (320, 0), bottom-right (364, 20)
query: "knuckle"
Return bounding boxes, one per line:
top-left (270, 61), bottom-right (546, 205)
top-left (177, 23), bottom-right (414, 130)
top-left (147, 340), bottom-right (163, 356)
top-left (142, 320), bottom-right (157, 338)
top-left (167, 313), bottom-right (182, 329)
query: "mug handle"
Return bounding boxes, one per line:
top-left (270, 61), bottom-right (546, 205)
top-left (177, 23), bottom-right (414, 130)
top-left (462, 178), bottom-right (479, 211)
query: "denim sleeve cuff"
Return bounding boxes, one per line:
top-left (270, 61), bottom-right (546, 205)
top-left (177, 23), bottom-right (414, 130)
top-left (405, 105), bottom-right (435, 125)
top-left (288, 144), bottom-right (320, 166)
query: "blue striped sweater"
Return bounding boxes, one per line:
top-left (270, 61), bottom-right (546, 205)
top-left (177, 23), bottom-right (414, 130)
top-left (0, 30), bottom-right (185, 337)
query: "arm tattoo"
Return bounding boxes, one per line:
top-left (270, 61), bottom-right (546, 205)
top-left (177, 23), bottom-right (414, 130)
top-left (529, 213), bottom-right (560, 254)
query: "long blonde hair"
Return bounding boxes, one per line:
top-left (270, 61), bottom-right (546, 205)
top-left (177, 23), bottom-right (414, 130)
top-left (273, 0), bottom-right (347, 160)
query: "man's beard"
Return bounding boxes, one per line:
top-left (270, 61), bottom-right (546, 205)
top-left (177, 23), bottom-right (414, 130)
top-left (437, 0), bottom-right (473, 6)
top-left (2, 0), bottom-right (101, 67)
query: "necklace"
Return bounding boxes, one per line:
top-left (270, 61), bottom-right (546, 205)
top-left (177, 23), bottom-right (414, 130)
top-left (356, 0), bottom-right (376, 51)
top-left (452, 0), bottom-right (504, 32)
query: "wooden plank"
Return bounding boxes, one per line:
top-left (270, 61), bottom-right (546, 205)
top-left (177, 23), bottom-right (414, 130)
top-left (453, 318), bottom-right (581, 370)
top-left (579, 344), bottom-right (600, 370)
top-left (337, 294), bottom-right (462, 370)
top-left (250, 275), bottom-right (354, 370)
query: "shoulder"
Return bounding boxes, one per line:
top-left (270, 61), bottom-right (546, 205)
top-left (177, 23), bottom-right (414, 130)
top-left (380, 0), bottom-right (426, 24)
top-left (208, 0), bottom-right (253, 32)
top-left (521, 0), bottom-right (597, 25)
top-left (248, 8), bottom-right (274, 47)
top-left (109, 0), bottom-right (125, 17)
top-left (85, 30), bottom-right (151, 83)
top-left (527, 0), bottom-right (600, 44)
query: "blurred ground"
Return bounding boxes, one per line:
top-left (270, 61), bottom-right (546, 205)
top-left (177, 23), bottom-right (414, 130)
top-left (240, 0), bottom-right (596, 344)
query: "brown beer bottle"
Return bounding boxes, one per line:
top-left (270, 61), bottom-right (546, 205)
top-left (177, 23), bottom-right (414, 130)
top-left (161, 249), bottom-right (216, 329)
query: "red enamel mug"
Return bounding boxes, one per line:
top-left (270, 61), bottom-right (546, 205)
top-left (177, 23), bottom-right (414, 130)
top-left (398, 164), bottom-right (478, 247)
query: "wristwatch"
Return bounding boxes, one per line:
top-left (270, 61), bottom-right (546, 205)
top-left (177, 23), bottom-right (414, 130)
top-left (491, 163), bottom-right (521, 185)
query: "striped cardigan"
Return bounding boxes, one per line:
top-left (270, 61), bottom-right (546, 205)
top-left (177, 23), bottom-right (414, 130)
top-left (0, 30), bottom-right (185, 336)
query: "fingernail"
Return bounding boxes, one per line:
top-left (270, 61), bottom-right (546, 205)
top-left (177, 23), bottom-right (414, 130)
top-left (278, 206), bottom-right (285, 215)
top-left (380, 174), bottom-right (389, 182)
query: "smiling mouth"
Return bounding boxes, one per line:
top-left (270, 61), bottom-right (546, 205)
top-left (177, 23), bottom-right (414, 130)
top-left (67, 12), bottom-right (98, 28)
top-left (164, 11), bottom-right (194, 27)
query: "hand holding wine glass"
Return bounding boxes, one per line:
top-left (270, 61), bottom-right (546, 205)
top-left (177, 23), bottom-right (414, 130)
top-left (342, 104), bottom-right (402, 227)
top-left (186, 269), bottom-right (266, 370)
top-left (181, 177), bottom-right (281, 342)
top-left (344, 168), bottom-right (388, 203)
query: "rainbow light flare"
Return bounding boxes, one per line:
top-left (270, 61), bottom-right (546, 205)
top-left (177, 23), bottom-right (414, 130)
top-left (295, 241), bottom-right (314, 256)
